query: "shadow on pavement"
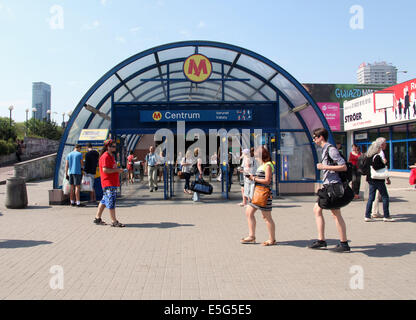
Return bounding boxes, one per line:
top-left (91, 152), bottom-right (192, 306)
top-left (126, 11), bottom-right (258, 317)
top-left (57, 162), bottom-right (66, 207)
top-left (391, 214), bottom-right (416, 223)
top-left (26, 206), bottom-right (52, 210)
top-left (0, 239), bottom-right (53, 249)
top-left (352, 243), bottom-right (416, 257)
top-left (389, 197), bottom-right (408, 203)
top-left (278, 239), bottom-right (341, 248)
top-left (125, 222), bottom-right (195, 229)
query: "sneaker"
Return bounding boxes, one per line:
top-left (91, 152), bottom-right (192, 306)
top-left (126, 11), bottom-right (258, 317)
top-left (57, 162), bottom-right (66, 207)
top-left (331, 243), bottom-right (351, 253)
top-left (364, 218), bottom-right (374, 222)
top-left (150, 188), bottom-right (154, 192)
top-left (383, 217), bottom-right (396, 222)
top-left (155, 187), bottom-right (158, 191)
top-left (308, 240), bottom-right (327, 250)
top-left (70, 203), bottom-right (76, 207)
top-left (371, 213), bottom-right (383, 218)
top-left (76, 203), bottom-right (86, 207)
top-left (93, 218), bottom-right (107, 225)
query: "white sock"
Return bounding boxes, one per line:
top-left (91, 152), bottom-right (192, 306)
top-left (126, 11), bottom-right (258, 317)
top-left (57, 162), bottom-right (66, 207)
top-left (76, 201), bottom-right (80, 205)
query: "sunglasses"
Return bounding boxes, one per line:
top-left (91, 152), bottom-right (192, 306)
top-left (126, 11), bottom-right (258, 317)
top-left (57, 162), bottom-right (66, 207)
top-left (312, 135), bottom-right (320, 140)
top-left (110, 145), bottom-right (117, 148)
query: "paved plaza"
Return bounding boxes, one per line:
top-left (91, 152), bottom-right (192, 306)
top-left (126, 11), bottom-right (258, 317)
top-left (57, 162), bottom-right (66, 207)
top-left (0, 174), bottom-right (415, 300)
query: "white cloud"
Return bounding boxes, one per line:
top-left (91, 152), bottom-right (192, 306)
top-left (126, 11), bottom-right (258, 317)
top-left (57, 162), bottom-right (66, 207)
top-left (100, 0), bottom-right (109, 6)
top-left (130, 26), bottom-right (142, 33)
top-left (82, 20), bottom-right (100, 30)
top-left (116, 36), bottom-right (126, 44)
top-left (197, 21), bottom-right (206, 29)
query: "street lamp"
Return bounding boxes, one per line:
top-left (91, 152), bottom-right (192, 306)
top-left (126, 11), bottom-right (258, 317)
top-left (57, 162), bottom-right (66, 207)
top-left (8, 105), bottom-right (14, 127)
top-left (32, 107), bottom-right (37, 119)
top-left (46, 110), bottom-right (52, 122)
top-left (25, 108), bottom-right (29, 136)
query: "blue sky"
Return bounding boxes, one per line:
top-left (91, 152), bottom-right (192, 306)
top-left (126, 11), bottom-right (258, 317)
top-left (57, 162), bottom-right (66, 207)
top-left (0, 0), bottom-right (414, 122)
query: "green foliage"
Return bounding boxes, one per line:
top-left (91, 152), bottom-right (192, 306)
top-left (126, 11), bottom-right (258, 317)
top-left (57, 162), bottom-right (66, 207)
top-left (0, 117), bottom-right (17, 141)
top-left (0, 140), bottom-right (16, 156)
top-left (26, 118), bottom-right (63, 141)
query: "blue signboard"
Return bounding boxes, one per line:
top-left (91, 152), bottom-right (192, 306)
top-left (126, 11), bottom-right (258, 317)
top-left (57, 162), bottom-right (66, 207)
top-left (140, 109), bottom-right (253, 122)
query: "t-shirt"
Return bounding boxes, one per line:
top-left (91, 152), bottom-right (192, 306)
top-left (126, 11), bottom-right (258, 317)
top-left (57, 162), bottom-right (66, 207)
top-left (181, 157), bottom-right (192, 173)
top-left (348, 152), bottom-right (361, 167)
top-left (67, 151), bottom-right (82, 175)
top-left (84, 149), bottom-right (99, 175)
top-left (127, 155), bottom-right (135, 166)
top-left (99, 152), bottom-right (120, 188)
top-left (321, 143), bottom-right (345, 185)
top-left (146, 153), bottom-right (157, 166)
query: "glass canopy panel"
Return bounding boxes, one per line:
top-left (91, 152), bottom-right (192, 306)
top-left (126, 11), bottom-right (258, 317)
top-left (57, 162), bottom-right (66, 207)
top-left (280, 132), bottom-right (316, 181)
top-left (86, 75), bottom-right (120, 108)
top-left (279, 97), bottom-right (303, 130)
top-left (88, 97), bottom-right (111, 129)
top-left (237, 54), bottom-right (277, 80)
top-left (157, 46), bottom-right (195, 62)
top-left (271, 74), bottom-right (308, 107)
top-left (168, 62), bottom-right (185, 73)
top-left (114, 86), bottom-right (129, 102)
top-left (198, 46), bottom-right (238, 64)
top-left (211, 62), bottom-right (223, 76)
top-left (259, 84), bottom-right (277, 101)
top-left (224, 80), bottom-right (254, 100)
top-left (299, 106), bottom-right (325, 136)
top-left (57, 145), bottom-right (74, 187)
top-left (133, 81), bottom-right (166, 101)
top-left (66, 107), bottom-right (91, 145)
top-left (117, 54), bottom-right (155, 80)
top-left (224, 85), bottom-right (249, 101)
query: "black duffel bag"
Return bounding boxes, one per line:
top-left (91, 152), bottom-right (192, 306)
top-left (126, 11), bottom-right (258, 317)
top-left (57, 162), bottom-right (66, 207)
top-left (317, 183), bottom-right (354, 210)
top-left (190, 178), bottom-right (213, 195)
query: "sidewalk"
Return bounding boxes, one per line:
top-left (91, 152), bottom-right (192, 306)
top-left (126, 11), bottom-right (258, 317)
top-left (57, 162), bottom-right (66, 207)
top-left (0, 177), bottom-right (415, 300)
top-left (0, 165), bottom-right (14, 185)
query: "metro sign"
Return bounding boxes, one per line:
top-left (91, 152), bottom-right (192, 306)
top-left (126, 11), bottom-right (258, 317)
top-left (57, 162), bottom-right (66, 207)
top-left (152, 111), bottom-right (162, 121)
top-left (183, 54), bottom-right (212, 83)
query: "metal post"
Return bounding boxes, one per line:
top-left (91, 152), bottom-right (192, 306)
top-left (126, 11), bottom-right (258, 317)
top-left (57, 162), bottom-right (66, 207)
top-left (164, 165), bottom-right (168, 200)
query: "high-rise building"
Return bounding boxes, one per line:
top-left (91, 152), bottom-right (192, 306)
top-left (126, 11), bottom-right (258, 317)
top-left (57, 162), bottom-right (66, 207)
top-left (357, 62), bottom-right (398, 85)
top-left (32, 82), bottom-right (51, 120)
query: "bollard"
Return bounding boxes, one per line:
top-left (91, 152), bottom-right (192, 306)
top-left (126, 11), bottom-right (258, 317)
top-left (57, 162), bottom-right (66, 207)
top-left (5, 177), bottom-right (28, 209)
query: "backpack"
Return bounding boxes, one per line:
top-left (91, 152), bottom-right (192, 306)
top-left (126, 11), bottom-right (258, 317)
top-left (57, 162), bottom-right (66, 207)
top-left (325, 145), bottom-right (353, 183)
top-left (357, 154), bottom-right (371, 176)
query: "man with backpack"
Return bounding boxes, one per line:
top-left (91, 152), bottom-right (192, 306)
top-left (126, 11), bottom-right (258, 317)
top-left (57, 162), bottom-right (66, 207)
top-left (308, 128), bottom-right (352, 253)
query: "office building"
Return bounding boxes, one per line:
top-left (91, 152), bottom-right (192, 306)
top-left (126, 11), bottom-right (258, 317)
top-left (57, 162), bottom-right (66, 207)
top-left (357, 62), bottom-right (398, 85)
top-left (32, 82), bottom-right (51, 120)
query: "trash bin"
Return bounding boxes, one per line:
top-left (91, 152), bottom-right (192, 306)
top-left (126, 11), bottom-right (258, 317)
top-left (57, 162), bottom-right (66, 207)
top-left (5, 177), bottom-right (28, 209)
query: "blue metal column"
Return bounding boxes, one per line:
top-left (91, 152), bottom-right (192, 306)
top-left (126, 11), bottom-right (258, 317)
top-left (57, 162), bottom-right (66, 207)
top-left (163, 164), bottom-right (168, 200)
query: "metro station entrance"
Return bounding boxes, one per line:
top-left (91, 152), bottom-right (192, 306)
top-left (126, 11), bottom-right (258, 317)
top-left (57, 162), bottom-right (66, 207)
top-left (54, 41), bottom-right (334, 201)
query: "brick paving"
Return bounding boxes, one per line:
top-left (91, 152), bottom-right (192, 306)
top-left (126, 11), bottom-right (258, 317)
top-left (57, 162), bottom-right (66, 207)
top-left (0, 175), bottom-right (415, 300)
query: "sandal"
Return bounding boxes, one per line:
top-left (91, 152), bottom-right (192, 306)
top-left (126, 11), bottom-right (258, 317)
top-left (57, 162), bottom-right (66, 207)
top-left (94, 218), bottom-right (107, 225)
top-left (262, 240), bottom-right (277, 246)
top-left (111, 221), bottom-right (125, 228)
top-left (240, 236), bottom-right (256, 244)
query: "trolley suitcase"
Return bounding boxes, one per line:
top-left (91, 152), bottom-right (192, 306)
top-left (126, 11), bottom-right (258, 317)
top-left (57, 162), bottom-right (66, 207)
top-left (190, 179), bottom-right (213, 195)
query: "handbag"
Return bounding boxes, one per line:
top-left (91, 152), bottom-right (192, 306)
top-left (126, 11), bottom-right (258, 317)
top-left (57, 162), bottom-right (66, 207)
top-left (409, 168), bottom-right (416, 185)
top-left (370, 166), bottom-right (389, 180)
top-left (251, 185), bottom-right (271, 207)
top-left (177, 171), bottom-right (185, 179)
top-left (81, 175), bottom-right (94, 192)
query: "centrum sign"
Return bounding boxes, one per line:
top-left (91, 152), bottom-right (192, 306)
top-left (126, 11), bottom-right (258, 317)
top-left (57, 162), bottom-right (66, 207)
top-left (183, 54), bottom-right (212, 83)
top-left (140, 109), bottom-right (253, 122)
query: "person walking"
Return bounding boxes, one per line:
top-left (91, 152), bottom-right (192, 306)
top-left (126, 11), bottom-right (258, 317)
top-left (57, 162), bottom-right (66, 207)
top-left (126, 151), bottom-right (138, 184)
top-left (84, 143), bottom-right (99, 204)
top-left (371, 137), bottom-right (391, 218)
top-left (94, 139), bottom-right (125, 227)
top-left (181, 151), bottom-right (193, 194)
top-left (308, 128), bottom-right (351, 252)
top-left (348, 143), bottom-right (362, 200)
top-left (238, 149), bottom-right (255, 207)
top-left (240, 146), bottom-right (276, 246)
top-left (145, 146), bottom-right (158, 192)
top-left (192, 148), bottom-right (203, 202)
top-left (65, 144), bottom-right (85, 207)
top-left (364, 140), bottom-right (395, 222)
top-left (15, 139), bottom-right (24, 162)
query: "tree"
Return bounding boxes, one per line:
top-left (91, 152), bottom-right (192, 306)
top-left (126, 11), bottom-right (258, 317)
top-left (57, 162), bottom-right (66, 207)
top-left (0, 117), bottom-right (17, 142)
top-left (26, 118), bottom-right (63, 141)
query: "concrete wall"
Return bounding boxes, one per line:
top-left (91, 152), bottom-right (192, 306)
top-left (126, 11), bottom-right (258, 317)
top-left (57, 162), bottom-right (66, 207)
top-left (14, 153), bottom-right (57, 182)
top-left (0, 137), bottom-right (59, 167)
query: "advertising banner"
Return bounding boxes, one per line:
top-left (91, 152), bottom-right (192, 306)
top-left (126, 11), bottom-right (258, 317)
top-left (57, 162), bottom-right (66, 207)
top-left (343, 94), bottom-right (386, 131)
top-left (317, 102), bottom-right (340, 131)
top-left (383, 78), bottom-right (416, 124)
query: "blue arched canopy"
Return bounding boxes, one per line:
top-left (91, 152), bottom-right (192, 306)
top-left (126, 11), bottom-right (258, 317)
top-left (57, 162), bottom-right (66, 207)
top-left (54, 41), bottom-right (333, 188)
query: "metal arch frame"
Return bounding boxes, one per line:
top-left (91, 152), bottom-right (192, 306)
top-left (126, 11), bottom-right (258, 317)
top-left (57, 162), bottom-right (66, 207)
top-left (54, 40), bottom-right (332, 188)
